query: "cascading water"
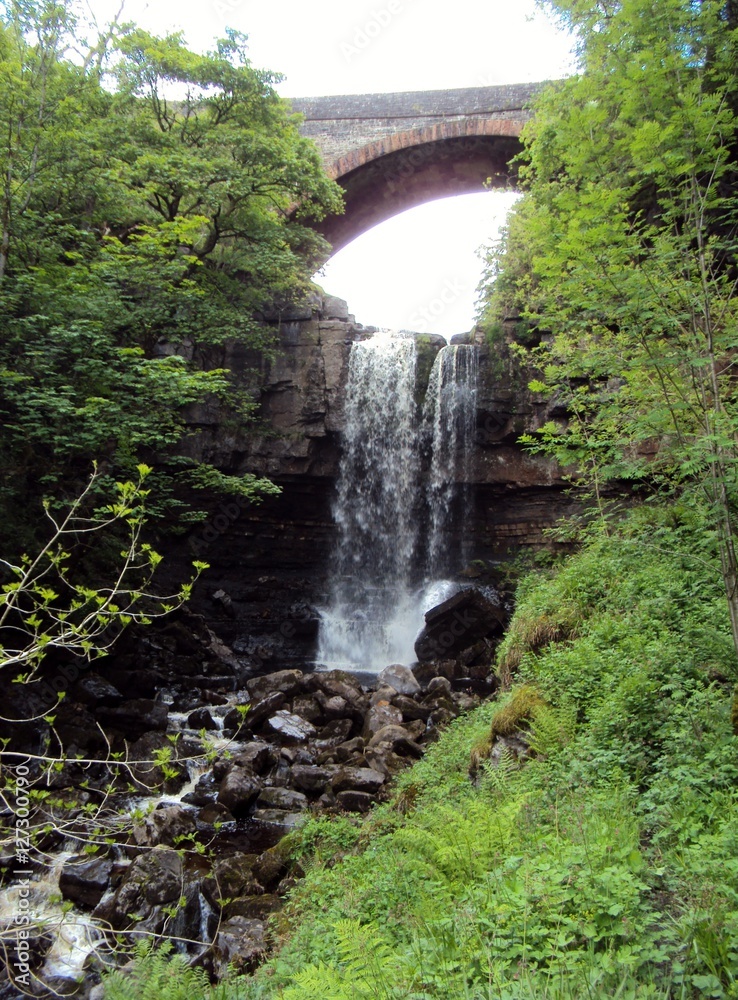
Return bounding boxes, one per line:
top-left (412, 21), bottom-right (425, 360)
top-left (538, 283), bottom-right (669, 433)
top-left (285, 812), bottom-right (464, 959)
top-left (318, 330), bottom-right (479, 673)
top-left (423, 344), bottom-right (479, 579)
top-left (318, 330), bottom-right (421, 670)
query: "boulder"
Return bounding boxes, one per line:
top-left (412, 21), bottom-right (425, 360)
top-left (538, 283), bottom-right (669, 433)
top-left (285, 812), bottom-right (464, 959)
top-left (256, 787), bottom-right (308, 811)
top-left (202, 852), bottom-right (260, 906)
top-left (414, 588), bottom-right (507, 662)
top-left (291, 694), bottom-right (324, 724)
top-left (367, 725), bottom-right (424, 759)
top-left (97, 848), bottom-right (181, 927)
top-left (318, 718), bottom-right (353, 742)
top-left (95, 699), bottom-right (168, 737)
top-left (243, 691), bottom-right (286, 731)
top-left (377, 664), bottom-right (421, 696)
top-left (187, 707), bottom-right (217, 730)
top-left (370, 685), bottom-right (399, 705)
top-left (59, 856), bottom-right (113, 908)
top-left (290, 764), bottom-right (333, 793)
top-left (211, 916), bottom-right (267, 977)
top-left (310, 670), bottom-right (368, 714)
top-left (191, 773), bottom-right (222, 806)
top-left (331, 766), bottom-right (385, 795)
top-left (246, 669), bottom-right (305, 702)
top-left (225, 894), bottom-right (282, 920)
top-left (336, 790), bottom-right (374, 813)
top-left (392, 694), bottom-right (431, 721)
top-left (253, 846), bottom-right (290, 890)
top-left (132, 804), bottom-right (197, 847)
top-left (71, 673), bottom-right (123, 707)
top-left (266, 710), bottom-right (317, 742)
top-left (313, 690), bottom-right (349, 719)
top-left (217, 769), bottom-right (261, 816)
top-left (251, 809), bottom-right (306, 832)
top-left (427, 676), bottom-right (453, 696)
top-left (228, 742), bottom-right (277, 776)
top-left (363, 701), bottom-right (403, 739)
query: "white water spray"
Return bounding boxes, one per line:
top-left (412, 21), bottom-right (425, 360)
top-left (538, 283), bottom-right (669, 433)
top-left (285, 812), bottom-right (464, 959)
top-left (318, 331), bottom-right (479, 673)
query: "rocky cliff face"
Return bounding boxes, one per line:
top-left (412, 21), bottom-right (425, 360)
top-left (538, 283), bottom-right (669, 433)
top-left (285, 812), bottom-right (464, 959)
top-left (157, 294), bottom-right (575, 667)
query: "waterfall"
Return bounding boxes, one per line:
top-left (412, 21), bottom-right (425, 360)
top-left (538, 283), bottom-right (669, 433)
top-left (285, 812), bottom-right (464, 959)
top-left (317, 331), bottom-right (478, 673)
top-left (423, 344), bottom-right (478, 579)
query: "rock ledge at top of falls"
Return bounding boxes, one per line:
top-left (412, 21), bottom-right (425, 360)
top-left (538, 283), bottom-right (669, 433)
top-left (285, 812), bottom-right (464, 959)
top-left (179, 292), bottom-right (373, 480)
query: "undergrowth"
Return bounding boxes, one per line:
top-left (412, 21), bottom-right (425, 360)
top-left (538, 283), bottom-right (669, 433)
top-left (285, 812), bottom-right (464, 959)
top-left (102, 501), bottom-right (738, 999)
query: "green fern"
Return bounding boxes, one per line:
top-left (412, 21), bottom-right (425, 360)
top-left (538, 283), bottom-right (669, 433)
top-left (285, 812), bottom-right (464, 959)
top-left (102, 944), bottom-right (212, 1000)
top-left (527, 702), bottom-right (577, 761)
top-left (282, 920), bottom-right (404, 1000)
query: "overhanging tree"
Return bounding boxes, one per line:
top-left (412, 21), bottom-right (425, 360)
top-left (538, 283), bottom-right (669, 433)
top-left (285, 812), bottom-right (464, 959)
top-left (481, 0), bottom-right (738, 654)
top-left (0, 0), bottom-right (343, 551)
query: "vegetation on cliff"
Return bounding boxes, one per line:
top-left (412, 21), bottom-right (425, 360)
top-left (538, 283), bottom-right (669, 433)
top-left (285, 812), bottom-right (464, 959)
top-left (0, 0), bottom-right (342, 555)
top-left (479, 0), bottom-right (738, 654)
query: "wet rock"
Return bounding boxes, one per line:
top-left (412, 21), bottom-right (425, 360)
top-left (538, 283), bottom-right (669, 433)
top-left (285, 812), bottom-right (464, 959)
top-left (72, 673), bottom-right (123, 707)
top-left (365, 747), bottom-right (410, 778)
top-left (377, 664), bottom-right (420, 696)
top-left (291, 694), bottom-right (323, 724)
top-left (392, 694), bottom-right (432, 721)
top-left (225, 894), bottom-right (281, 920)
top-left (430, 707), bottom-right (454, 727)
top-left (127, 732), bottom-right (189, 793)
top-left (363, 701), bottom-right (403, 739)
top-left (454, 691), bottom-right (482, 713)
top-left (370, 685), bottom-right (398, 705)
top-left (97, 848), bottom-right (182, 927)
top-left (256, 787), bottom-right (308, 811)
top-left (415, 588), bottom-right (507, 662)
top-left (167, 873), bottom-right (220, 955)
top-left (310, 670), bottom-right (368, 714)
top-left (318, 718), bottom-right (353, 742)
top-left (336, 789), bottom-right (374, 813)
top-left (367, 725), bottom-right (424, 759)
top-left (133, 804), bottom-right (198, 848)
top-left (290, 764), bottom-right (333, 793)
top-left (266, 710), bottom-right (317, 742)
top-left (313, 690), bottom-right (349, 719)
top-left (331, 766), bottom-right (385, 794)
top-left (427, 675), bottom-right (453, 696)
top-left (217, 769), bottom-right (262, 817)
top-left (243, 691), bottom-right (289, 732)
top-left (59, 856), bottom-right (113, 908)
top-left (202, 852), bottom-right (261, 906)
top-left (246, 669), bottom-right (305, 702)
top-left (334, 737), bottom-right (366, 762)
top-left (412, 660), bottom-right (439, 688)
top-left (212, 589), bottom-right (235, 617)
top-left (96, 699), bottom-right (168, 737)
top-left (211, 916), bottom-right (267, 977)
top-left (187, 707), bottom-right (218, 730)
top-left (5, 927), bottom-right (53, 972)
top-left (227, 742), bottom-right (277, 776)
top-left (251, 809), bottom-right (306, 832)
top-left (182, 771), bottom-right (219, 807)
top-left (253, 845), bottom-right (290, 890)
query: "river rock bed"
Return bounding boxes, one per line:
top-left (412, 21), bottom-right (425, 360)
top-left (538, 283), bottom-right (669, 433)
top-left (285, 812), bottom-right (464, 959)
top-left (0, 593), bottom-right (505, 999)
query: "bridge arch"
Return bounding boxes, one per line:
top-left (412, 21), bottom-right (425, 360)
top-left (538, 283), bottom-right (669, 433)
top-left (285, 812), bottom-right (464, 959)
top-left (291, 84), bottom-right (543, 253)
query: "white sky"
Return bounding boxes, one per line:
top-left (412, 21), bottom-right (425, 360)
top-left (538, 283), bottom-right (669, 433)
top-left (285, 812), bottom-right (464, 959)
top-left (87, 0), bottom-right (577, 335)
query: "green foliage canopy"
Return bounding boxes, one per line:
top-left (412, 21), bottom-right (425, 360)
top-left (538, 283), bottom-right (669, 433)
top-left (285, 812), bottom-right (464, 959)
top-left (0, 0), bottom-right (342, 548)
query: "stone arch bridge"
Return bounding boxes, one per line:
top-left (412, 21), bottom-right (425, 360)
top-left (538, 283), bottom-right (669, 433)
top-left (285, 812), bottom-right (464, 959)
top-left (289, 82), bottom-right (546, 252)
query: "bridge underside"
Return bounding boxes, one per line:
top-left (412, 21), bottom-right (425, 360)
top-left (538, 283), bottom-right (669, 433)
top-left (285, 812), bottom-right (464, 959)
top-left (313, 133), bottom-right (522, 253)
